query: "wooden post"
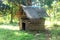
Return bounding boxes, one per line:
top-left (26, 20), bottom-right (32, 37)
top-left (19, 0), bottom-right (32, 30)
top-left (19, 18), bottom-right (22, 30)
top-left (26, 0), bottom-right (32, 6)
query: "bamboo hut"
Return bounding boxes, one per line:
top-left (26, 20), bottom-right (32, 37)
top-left (19, 5), bottom-right (48, 31)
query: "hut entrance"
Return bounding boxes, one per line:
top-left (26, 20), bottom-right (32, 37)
top-left (22, 23), bottom-right (25, 30)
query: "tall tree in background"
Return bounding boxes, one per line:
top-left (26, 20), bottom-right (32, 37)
top-left (7, 0), bottom-right (32, 23)
top-left (7, 0), bottom-right (21, 23)
top-left (0, 0), bottom-right (10, 16)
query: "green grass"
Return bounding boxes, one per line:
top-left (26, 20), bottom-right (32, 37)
top-left (50, 24), bottom-right (60, 40)
top-left (0, 29), bottom-right (46, 40)
top-left (0, 29), bottom-right (47, 40)
top-left (0, 29), bottom-right (35, 40)
top-left (0, 24), bottom-right (60, 40)
top-left (0, 29), bottom-right (60, 40)
top-left (50, 30), bottom-right (60, 40)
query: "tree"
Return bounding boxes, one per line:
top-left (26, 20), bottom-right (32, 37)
top-left (2, 0), bottom-right (21, 23)
top-left (8, 0), bottom-right (31, 22)
top-left (0, 0), bottom-right (10, 16)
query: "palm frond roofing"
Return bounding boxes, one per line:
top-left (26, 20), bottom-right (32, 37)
top-left (22, 6), bottom-right (48, 19)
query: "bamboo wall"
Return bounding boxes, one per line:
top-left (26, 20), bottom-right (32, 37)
top-left (19, 18), bottom-right (45, 31)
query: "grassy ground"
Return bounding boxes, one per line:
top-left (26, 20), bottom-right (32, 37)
top-left (50, 24), bottom-right (60, 40)
top-left (0, 29), bottom-right (35, 40)
top-left (0, 21), bottom-right (60, 40)
top-left (0, 26), bottom-right (60, 40)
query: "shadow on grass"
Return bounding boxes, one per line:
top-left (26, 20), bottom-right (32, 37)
top-left (53, 24), bottom-right (60, 27)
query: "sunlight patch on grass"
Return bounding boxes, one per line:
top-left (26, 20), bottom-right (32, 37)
top-left (45, 20), bottom-right (60, 30)
top-left (45, 21), bottom-right (54, 30)
top-left (56, 21), bottom-right (60, 25)
top-left (0, 25), bottom-right (19, 30)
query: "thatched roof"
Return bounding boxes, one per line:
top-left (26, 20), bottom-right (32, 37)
top-left (22, 6), bottom-right (48, 19)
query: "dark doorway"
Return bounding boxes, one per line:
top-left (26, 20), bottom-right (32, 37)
top-left (22, 23), bottom-right (25, 30)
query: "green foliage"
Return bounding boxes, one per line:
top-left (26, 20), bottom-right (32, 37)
top-left (46, 1), bottom-right (60, 22)
top-left (0, 0), bottom-right (60, 25)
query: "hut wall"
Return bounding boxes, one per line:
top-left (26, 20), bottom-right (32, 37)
top-left (21, 18), bottom-right (45, 31)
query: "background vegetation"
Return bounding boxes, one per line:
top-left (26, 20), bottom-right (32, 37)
top-left (0, 0), bottom-right (60, 26)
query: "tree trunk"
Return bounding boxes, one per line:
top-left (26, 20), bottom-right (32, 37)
top-left (10, 8), bottom-right (13, 23)
top-left (26, 0), bottom-right (32, 6)
top-left (10, 12), bottom-right (13, 23)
